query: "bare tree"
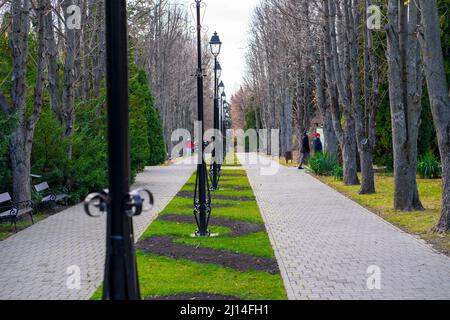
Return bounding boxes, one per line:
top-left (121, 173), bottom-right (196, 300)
top-left (418, 0), bottom-right (450, 231)
top-left (386, 0), bottom-right (424, 211)
top-left (130, 0), bottom-right (210, 151)
top-left (0, 0), bottom-right (47, 202)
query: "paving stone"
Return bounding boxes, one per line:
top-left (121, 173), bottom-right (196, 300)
top-left (239, 153), bottom-right (450, 300)
top-left (0, 161), bottom-right (195, 300)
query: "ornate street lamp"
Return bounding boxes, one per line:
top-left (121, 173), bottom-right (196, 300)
top-left (209, 31), bottom-right (222, 191)
top-left (218, 81), bottom-right (225, 96)
top-left (209, 31), bottom-right (222, 56)
top-left (83, 0), bottom-right (153, 300)
top-left (221, 92), bottom-right (227, 158)
top-left (193, 0), bottom-right (212, 237)
top-left (216, 62), bottom-right (222, 80)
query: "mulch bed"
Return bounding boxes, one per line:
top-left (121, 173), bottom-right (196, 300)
top-left (160, 214), bottom-right (266, 237)
top-left (145, 293), bottom-right (240, 300)
top-left (176, 191), bottom-right (254, 202)
top-left (137, 236), bottom-right (280, 274)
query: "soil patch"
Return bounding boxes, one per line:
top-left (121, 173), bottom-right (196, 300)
top-left (137, 236), bottom-right (280, 274)
top-left (159, 214), bottom-right (266, 237)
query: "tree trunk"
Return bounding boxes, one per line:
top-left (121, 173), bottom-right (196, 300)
top-left (315, 51), bottom-right (338, 160)
top-left (44, 0), bottom-right (61, 123)
top-left (326, 0), bottom-right (359, 185)
top-left (418, 0), bottom-right (450, 231)
top-left (93, 0), bottom-right (105, 102)
top-left (9, 0), bottom-right (46, 202)
top-left (10, 133), bottom-right (32, 203)
top-left (386, 0), bottom-right (424, 211)
top-left (62, 0), bottom-right (80, 139)
top-left (341, 130), bottom-right (359, 185)
top-left (360, 149), bottom-right (375, 194)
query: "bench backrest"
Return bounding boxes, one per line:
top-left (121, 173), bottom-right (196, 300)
top-left (0, 192), bottom-right (12, 205)
top-left (34, 182), bottom-right (50, 193)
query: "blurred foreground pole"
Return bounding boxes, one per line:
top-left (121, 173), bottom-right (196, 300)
top-left (103, 0), bottom-right (140, 300)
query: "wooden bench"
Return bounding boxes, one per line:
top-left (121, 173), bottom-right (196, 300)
top-left (34, 182), bottom-right (70, 208)
top-left (0, 192), bottom-right (34, 232)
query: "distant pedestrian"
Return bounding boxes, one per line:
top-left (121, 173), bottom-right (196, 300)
top-left (313, 133), bottom-right (323, 154)
top-left (298, 131), bottom-right (310, 170)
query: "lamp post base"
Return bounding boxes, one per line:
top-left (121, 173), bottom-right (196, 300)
top-left (190, 232), bottom-right (220, 238)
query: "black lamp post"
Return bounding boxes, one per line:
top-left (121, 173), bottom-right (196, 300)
top-left (221, 92), bottom-right (227, 159)
top-left (209, 32), bottom-right (222, 191)
top-left (193, 0), bottom-right (212, 237)
top-left (218, 81), bottom-right (225, 158)
top-left (218, 81), bottom-right (225, 97)
top-left (82, 0), bottom-right (153, 300)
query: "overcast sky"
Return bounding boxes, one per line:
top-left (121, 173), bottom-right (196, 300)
top-left (180, 0), bottom-right (260, 97)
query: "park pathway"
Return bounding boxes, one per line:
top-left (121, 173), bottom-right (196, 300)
top-left (238, 153), bottom-right (450, 300)
top-left (0, 160), bottom-right (195, 300)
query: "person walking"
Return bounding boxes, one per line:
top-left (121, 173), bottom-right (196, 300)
top-left (313, 133), bottom-right (323, 154)
top-left (298, 131), bottom-right (310, 170)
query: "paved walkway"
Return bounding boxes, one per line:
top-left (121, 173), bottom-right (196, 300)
top-left (239, 153), bottom-right (450, 300)
top-left (0, 161), bottom-right (195, 300)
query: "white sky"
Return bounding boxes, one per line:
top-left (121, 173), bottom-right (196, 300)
top-left (180, 0), bottom-right (260, 96)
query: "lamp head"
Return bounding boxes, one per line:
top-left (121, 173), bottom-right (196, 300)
top-left (209, 31), bottom-right (222, 57)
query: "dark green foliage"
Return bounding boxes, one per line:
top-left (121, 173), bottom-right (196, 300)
top-left (0, 26), bottom-right (12, 193)
top-left (333, 165), bottom-right (344, 181)
top-left (373, 90), bottom-right (393, 170)
top-left (68, 100), bottom-right (108, 202)
top-left (438, 0), bottom-right (450, 84)
top-left (308, 152), bottom-right (339, 176)
top-left (147, 105), bottom-right (166, 165)
top-left (417, 152), bottom-right (442, 179)
top-left (129, 70), bottom-right (151, 175)
top-left (418, 88), bottom-right (439, 157)
top-left (0, 27), bottom-right (166, 203)
top-left (245, 110), bottom-right (257, 131)
top-left (371, 1), bottom-right (447, 170)
top-left (373, 73), bottom-right (439, 171)
top-left (244, 110), bottom-right (257, 152)
top-left (0, 115), bottom-right (13, 193)
top-left (31, 107), bottom-right (70, 189)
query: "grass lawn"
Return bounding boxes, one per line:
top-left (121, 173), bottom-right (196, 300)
top-left (0, 212), bottom-right (46, 241)
top-left (317, 174), bottom-right (450, 255)
top-left (92, 169), bottom-right (287, 300)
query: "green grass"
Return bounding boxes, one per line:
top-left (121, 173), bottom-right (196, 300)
top-left (318, 174), bottom-right (450, 253)
top-left (160, 198), bottom-right (264, 224)
top-left (0, 213), bottom-right (45, 241)
top-left (91, 252), bottom-right (286, 300)
top-left (221, 153), bottom-right (242, 167)
top-left (141, 219), bottom-right (231, 238)
top-left (92, 168), bottom-right (287, 300)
